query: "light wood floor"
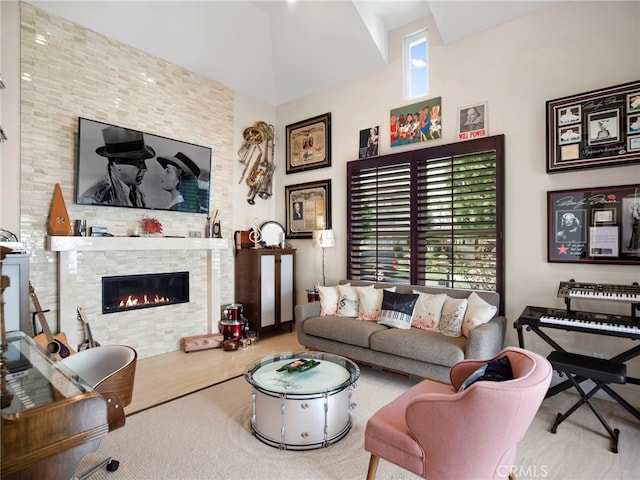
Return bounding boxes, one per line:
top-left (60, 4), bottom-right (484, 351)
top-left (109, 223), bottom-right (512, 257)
top-left (127, 330), bottom-right (304, 414)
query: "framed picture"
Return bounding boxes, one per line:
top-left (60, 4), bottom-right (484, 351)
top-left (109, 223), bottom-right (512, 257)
top-left (390, 97), bottom-right (441, 147)
top-left (359, 125), bottom-right (379, 158)
top-left (547, 184), bottom-right (640, 264)
top-left (457, 102), bottom-right (488, 141)
top-left (546, 80), bottom-right (640, 173)
top-left (76, 117), bottom-right (211, 213)
top-left (285, 180), bottom-right (331, 239)
top-left (285, 113), bottom-right (331, 174)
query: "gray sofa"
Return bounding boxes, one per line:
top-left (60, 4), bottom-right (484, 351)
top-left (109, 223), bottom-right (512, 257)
top-left (295, 280), bottom-right (506, 383)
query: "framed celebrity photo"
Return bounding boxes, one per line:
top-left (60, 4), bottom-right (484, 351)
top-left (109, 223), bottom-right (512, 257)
top-left (546, 80), bottom-right (640, 173)
top-left (285, 180), bottom-right (331, 239)
top-left (547, 184), bottom-right (640, 264)
top-left (286, 113), bottom-right (331, 174)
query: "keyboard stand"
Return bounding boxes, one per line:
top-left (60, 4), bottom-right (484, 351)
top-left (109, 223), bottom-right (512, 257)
top-left (547, 351), bottom-right (627, 453)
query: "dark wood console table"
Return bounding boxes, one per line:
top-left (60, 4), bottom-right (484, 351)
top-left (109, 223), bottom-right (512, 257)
top-left (1, 331), bottom-right (109, 479)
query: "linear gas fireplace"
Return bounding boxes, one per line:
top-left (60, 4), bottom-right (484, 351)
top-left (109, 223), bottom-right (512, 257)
top-left (102, 271), bottom-right (189, 314)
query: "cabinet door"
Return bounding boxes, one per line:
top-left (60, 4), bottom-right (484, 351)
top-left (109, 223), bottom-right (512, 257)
top-left (260, 254), bottom-right (276, 328)
top-left (280, 253), bottom-right (294, 323)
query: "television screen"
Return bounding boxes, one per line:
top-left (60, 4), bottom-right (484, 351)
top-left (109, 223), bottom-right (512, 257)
top-left (76, 117), bottom-right (211, 214)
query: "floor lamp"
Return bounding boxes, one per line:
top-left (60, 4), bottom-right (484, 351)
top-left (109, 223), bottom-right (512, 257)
top-left (312, 230), bottom-right (335, 286)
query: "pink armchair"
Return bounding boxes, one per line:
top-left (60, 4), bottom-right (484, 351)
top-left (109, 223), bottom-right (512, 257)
top-left (364, 347), bottom-right (552, 480)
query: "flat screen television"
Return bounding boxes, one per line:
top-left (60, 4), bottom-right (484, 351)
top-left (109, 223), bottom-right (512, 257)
top-left (76, 117), bottom-right (211, 214)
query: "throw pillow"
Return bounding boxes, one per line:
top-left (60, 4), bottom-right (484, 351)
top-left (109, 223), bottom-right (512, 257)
top-left (411, 291), bottom-right (447, 331)
top-left (462, 292), bottom-right (498, 338)
top-left (377, 290), bottom-right (419, 329)
top-left (439, 296), bottom-right (468, 337)
top-left (358, 286), bottom-right (396, 321)
top-left (337, 284), bottom-right (373, 317)
top-left (459, 355), bottom-right (514, 392)
top-left (317, 285), bottom-right (341, 316)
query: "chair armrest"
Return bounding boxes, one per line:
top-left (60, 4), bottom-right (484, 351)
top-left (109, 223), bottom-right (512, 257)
top-left (294, 302), bottom-right (320, 324)
top-left (465, 315), bottom-right (506, 360)
top-left (102, 392), bottom-right (126, 431)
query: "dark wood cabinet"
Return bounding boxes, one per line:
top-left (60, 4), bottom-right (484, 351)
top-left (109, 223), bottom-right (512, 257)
top-left (234, 248), bottom-right (296, 336)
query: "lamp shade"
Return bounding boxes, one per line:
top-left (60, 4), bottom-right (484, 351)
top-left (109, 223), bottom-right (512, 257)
top-left (312, 229), bottom-right (335, 248)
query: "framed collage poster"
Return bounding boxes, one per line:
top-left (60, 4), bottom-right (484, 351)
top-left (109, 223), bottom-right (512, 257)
top-left (286, 113), bottom-right (331, 174)
top-left (285, 180), bottom-right (331, 239)
top-left (390, 97), bottom-right (441, 147)
top-left (546, 80), bottom-right (640, 173)
top-left (547, 184), bottom-right (640, 265)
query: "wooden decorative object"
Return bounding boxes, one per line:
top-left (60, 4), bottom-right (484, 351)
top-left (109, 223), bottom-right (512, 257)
top-left (48, 183), bottom-right (72, 236)
top-left (182, 333), bottom-right (224, 353)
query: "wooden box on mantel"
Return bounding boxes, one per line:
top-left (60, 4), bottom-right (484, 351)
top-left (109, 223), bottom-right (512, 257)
top-left (182, 333), bottom-right (224, 353)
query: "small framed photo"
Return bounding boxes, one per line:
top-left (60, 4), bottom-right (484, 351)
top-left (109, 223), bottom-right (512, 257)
top-left (285, 179), bottom-right (331, 239)
top-left (558, 105), bottom-right (581, 125)
top-left (587, 109), bottom-right (620, 145)
top-left (457, 102), bottom-right (488, 141)
top-left (628, 135), bottom-right (640, 152)
top-left (558, 124), bottom-right (581, 144)
top-left (627, 92), bottom-right (640, 112)
top-left (359, 126), bottom-right (379, 158)
top-left (286, 113), bottom-right (331, 174)
top-left (627, 114), bottom-right (640, 134)
top-left (592, 208), bottom-right (616, 225)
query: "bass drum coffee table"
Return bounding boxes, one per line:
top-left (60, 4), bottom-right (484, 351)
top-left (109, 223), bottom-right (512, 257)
top-left (244, 351), bottom-right (360, 450)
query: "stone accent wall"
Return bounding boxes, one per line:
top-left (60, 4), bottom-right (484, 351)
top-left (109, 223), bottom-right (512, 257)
top-left (19, 3), bottom-right (235, 358)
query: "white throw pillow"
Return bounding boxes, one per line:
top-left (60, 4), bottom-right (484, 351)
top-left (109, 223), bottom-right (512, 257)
top-left (411, 291), bottom-right (447, 331)
top-left (317, 285), bottom-right (341, 316)
top-left (357, 286), bottom-right (396, 321)
top-left (461, 292), bottom-right (497, 338)
top-left (439, 296), bottom-right (468, 337)
top-left (337, 284), bottom-right (372, 317)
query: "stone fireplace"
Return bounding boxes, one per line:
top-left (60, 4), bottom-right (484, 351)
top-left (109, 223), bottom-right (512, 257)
top-left (47, 236), bottom-right (228, 358)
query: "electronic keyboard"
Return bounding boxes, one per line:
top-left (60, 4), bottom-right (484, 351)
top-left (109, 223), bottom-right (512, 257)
top-left (517, 305), bottom-right (640, 340)
top-left (557, 281), bottom-right (640, 303)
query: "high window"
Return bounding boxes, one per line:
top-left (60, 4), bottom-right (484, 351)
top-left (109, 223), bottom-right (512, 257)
top-left (347, 136), bottom-right (505, 311)
top-left (403, 29), bottom-right (428, 99)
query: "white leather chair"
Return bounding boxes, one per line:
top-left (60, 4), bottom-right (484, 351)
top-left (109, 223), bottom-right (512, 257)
top-left (60, 345), bottom-right (137, 478)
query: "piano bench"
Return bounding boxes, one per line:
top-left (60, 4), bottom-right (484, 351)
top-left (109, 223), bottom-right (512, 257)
top-left (547, 351), bottom-right (626, 384)
top-left (547, 350), bottom-right (626, 453)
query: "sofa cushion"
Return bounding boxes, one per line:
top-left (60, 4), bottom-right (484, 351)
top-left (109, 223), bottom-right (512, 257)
top-left (378, 291), bottom-right (419, 329)
top-left (370, 327), bottom-right (467, 367)
top-left (302, 316), bottom-right (388, 348)
top-left (337, 284), bottom-right (374, 317)
top-left (459, 355), bottom-right (514, 391)
top-left (318, 285), bottom-right (341, 316)
top-left (358, 286), bottom-right (397, 321)
top-left (411, 291), bottom-right (447, 331)
top-left (439, 296), bottom-right (468, 337)
top-left (461, 292), bottom-right (498, 338)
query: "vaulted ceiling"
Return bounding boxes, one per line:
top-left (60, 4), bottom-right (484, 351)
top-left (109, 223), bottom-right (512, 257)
top-left (29, 1), bottom-right (561, 106)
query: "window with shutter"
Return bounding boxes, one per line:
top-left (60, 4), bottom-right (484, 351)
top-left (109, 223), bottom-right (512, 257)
top-left (347, 136), bottom-right (504, 308)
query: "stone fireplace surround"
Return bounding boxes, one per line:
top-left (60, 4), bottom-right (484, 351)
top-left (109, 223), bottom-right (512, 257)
top-left (47, 236), bottom-right (228, 359)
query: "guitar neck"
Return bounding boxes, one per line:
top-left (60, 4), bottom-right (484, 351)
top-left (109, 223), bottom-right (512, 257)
top-left (77, 307), bottom-right (96, 348)
top-left (29, 281), bottom-right (54, 342)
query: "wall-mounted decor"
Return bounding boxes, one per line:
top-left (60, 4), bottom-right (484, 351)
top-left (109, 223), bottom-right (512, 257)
top-left (457, 102), bottom-right (488, 141)
top-left (390, 96), bottom-right (441, 147)
top-left (285, 113), bottom-right (331, 174)
top-left (359, 125), bottom-right (379, 159)
top-left (547, 184), bottom-right (640, 265)
top-left (285, 180), bottom-right (331, 239)
top-left (76, 117), bottom-right (211, 213)
top-left (546, 80), bottom-right (640, 173)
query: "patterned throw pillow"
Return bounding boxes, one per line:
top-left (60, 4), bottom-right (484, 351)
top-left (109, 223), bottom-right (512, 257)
top-left (439, 296), bottom-right (468, 337)
top-left (337, 284), bottom-right (373, 317)
top-left (377, 290), bottom-right (419, 329)
top-left (411, 291), bottom-right (447, 331)
top-left (318, 285), bottom-right (341, 316)
top-left (461, 292), bottom-right (498, 338)
top-left (358, 286), bottom-right (396, 321)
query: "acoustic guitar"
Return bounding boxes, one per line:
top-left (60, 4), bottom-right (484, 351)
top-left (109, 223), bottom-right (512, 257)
top-left (29, 281), bottom-right (75, 359)
top-left (77, 307), bottom-right (99, 350)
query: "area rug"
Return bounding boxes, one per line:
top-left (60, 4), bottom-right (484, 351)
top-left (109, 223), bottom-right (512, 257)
top-left (74, 365), bottom-right (640, 480)
top-left (74, 366), bottom-right (423, 480)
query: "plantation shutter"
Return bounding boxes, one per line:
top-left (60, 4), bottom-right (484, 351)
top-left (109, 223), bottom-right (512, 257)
top-left (416, 150), bottom-right (498, 290)
top-left (348, 162), bottom-right (411, 283)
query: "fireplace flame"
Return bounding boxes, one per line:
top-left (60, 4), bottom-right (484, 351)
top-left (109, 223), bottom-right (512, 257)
top-left (119, 294), bottom-right (170, 308)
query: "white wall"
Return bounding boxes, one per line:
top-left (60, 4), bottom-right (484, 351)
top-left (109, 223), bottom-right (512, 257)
top-left (257, 1), bottom-right (640, 400)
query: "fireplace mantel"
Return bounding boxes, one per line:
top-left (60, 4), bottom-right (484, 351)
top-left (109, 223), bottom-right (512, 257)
top-left (47, 236), bottom-right (227, 252)
top-left (47, 235), bottom-right (229, 355)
